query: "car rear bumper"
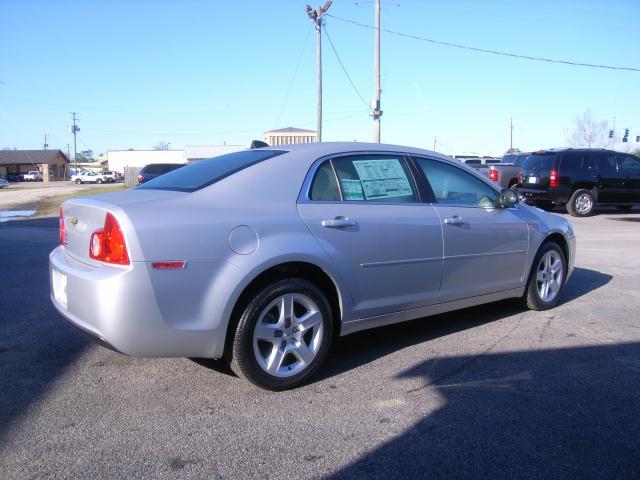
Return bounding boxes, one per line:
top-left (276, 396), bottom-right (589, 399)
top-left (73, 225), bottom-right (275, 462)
top-left (517, 187), bottom-right (570, 204)
top-left (49, 245), bottom-right (229, 358)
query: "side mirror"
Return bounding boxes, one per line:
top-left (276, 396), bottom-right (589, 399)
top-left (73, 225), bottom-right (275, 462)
top-left (499, 188), bottom-right (518, 208)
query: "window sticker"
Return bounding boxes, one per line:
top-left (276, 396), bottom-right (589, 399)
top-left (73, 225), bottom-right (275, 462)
top-left (340, 179), bottom-right (365, 200)
top-left (352, 159), bottom-right (413, 200)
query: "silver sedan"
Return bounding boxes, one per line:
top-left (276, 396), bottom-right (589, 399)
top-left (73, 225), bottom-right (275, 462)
top-left (50, 142), bottom-right (575, 390)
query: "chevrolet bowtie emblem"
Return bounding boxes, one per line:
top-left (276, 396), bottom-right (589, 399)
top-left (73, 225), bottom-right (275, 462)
top-left (70, 216), bottom-right (78, 225)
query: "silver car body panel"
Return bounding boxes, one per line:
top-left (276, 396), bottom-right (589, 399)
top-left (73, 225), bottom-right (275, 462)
top-left (50, 142), bottom-right (575, 358)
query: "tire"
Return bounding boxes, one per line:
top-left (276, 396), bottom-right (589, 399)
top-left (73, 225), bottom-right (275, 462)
top-left (615, 205), bottom-right (633, 211)
top-left (523, 241), bottom-right (566, 311)
top-left (96, 178), bottom-right (103, 184)
top-left (566, 189), bottom-right (595, 217)
top-left (75, 179), bottom-right (82, 184)
top-left (534, 201), bottom-right (555, 212)
top-left (229, 278), bottom-right (333, 390)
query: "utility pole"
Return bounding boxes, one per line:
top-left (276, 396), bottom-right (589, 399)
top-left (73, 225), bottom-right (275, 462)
top-left (70, 112), bottom-right (80, 173)
top-left (510, 117), bottom-right (513, 152)
top-left (433, 136), bottom-right (437, 151)
top-left (43, 134), bottom-right (49, 150)
top-left (305, 1), bottom-right (332, 142)
top-left (371, 0), bottom-right (382, 143)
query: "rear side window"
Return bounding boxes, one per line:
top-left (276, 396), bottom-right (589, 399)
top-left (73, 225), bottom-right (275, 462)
top-left (310, 162), bottom-right (340, 201)
top-left (619, 154), bottom-right (640, 176)
top-left (320, 155), bottom-right (418, 203)
top-left (138, 150), bottom-right (286, 192)
top-left (522, 152), bottom-right (558, 171)
top-left (561, 151), bottom-right (592, 171)
top-left (594, 152), bottom-right (618, 175)
top-left (416, 158), bottom-right (498, 207)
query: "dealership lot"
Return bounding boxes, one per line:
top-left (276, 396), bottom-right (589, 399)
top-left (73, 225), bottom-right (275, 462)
top-left (0, 209), bottom-right (639, 479)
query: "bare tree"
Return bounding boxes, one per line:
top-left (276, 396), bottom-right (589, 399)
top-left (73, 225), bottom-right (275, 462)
top-left (569, 110), bottom-right (608, 148)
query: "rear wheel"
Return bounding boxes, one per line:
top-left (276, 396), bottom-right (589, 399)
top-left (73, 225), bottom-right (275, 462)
top-left (523, 242), bottom-right (566, 310)
top-left (96, 178), bottom-right (103, 184)
top-left (75, 179), bottom-right (82, 184)
top-left (229, 278), bottom-right (333, 390)
top-left (567, 189), bottom-right (595, 217)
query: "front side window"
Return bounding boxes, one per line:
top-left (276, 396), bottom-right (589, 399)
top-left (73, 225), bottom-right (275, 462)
top-left (416, 157), bottom-right (498, 207)
top-left (332, 155), bottom-right (418, 203)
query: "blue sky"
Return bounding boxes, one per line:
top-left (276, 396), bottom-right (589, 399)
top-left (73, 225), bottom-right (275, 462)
top-left (1, 0), bottom-right (638, 156)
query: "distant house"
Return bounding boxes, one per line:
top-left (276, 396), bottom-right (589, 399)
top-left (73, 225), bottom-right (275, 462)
top-left (264, 127), bottom-right (317, 146)
top-left (0, 150), bottom-right (70, 180)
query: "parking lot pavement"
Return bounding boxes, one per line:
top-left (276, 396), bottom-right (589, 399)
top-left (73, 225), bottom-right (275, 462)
top-left (1, 209), bottom-right (639, 479)
top-left (0, 182), bottom-right (121, 210)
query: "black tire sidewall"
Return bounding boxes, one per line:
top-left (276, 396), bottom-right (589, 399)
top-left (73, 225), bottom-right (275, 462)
top-left (231, 278), bottom-right (333, 390)
top-left (525, 242), bottom-right (566, 310)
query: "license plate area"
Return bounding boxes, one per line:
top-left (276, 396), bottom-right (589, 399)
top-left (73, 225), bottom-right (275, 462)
top-left (52, 269), bottom-right (68, 309)
top-left (528, 176), bottom-right (539, 184)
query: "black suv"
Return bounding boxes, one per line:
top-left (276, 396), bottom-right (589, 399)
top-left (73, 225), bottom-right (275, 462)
top-left (517, 149), bottom-right (640, 216)
top-left (137, 163), bottom-right (185, 184)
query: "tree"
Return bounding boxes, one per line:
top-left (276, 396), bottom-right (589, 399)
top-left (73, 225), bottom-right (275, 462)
top-left (153, 141), bottom-right (170, 150)
top-left (569, 110), bottom-right (608, 148)
top-left (75, 149), bottom-right (94, 162)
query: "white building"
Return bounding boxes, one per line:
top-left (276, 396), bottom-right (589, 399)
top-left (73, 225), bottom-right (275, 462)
top-left (184, 144), bottom-right (245, 163)
top-left (107, 150), bottom-right (185, 174)
top-left (264, 127), bottom-right (317, 146)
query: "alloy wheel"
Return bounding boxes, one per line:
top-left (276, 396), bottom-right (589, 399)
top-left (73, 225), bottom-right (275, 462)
top-left (536, 250), bottom-right (564, 303)
top-left (252, 293), bottom-right (324, 378)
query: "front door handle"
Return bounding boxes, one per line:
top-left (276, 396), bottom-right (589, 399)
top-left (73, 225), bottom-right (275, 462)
top-left (443, 215), bottom-right (465, 226)
top-left (321, 217), bottom-right (358, 228)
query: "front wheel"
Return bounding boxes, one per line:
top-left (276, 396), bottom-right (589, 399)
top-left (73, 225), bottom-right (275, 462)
top-left (567, 189), bottom-right (595, 217)
top-left (229, 278), bottom-right (333, 390)
top-left (75, 179), bottom-right (82, 184)
top-left (523, 242), bottom-right (566, 310)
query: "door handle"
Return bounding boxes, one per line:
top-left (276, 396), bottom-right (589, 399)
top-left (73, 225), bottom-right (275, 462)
top-left (443, 215), bottom-right (465, 225)
top-left (321, 217), bottom-right (358, 228)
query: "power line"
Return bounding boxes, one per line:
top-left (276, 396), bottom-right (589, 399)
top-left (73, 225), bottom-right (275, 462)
top-left (276, 25), bottom-right (313, 126)
top-left (327, 14), bottom-right (640, 72)
top-left (323, 24), bottom-right (370, 108)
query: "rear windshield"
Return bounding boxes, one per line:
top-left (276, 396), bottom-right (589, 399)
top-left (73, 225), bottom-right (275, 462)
top-left (142, 164), bottom-right (184, 175)
top-left (137, 150), bottom-right (287, 192)
top-left (522, 152), bottom-right (558, 171)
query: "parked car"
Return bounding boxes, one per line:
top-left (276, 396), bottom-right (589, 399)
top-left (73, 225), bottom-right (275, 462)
top-left (6, 172), bottom-right (24, 182)
top-left (101, 171), bottom-right (119, 183)
top-left (23, 170), bottom-right (42, 181)
top-left (0, 178), bottom-right (9, 188)
top-left (70, 171), bottom-right (108, 184)
top-left (137, 163), bottom-right (185, 184)
top-left (516, 148), bottom-right (640, 216)
top-left (50, 143), bottom-right (575, 390)
top-left (477, 153), bottom-right (529, 189)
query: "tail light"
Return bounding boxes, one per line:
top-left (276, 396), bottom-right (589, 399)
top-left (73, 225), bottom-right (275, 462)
top-left (549, 169), bottom-right (559, 188)
top-left (59, 208), bottom-right (65, 245)
top-left (489, 169), bottom-right (499, 182)
top-left (89, 212), bottom-right (130, 265)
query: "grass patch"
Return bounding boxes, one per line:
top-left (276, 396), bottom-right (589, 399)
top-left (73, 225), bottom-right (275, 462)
top-left (36, 185), bottom-right (128, 217)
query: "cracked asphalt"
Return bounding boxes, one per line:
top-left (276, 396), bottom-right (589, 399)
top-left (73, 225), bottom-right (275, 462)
top-left (1, 207), bottom-right (639, 479)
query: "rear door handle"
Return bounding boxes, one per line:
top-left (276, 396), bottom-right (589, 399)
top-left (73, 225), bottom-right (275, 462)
top-left (321, 217), bottom-right (358, 228)
top-left (443, 215), bottom-right (465, 225)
